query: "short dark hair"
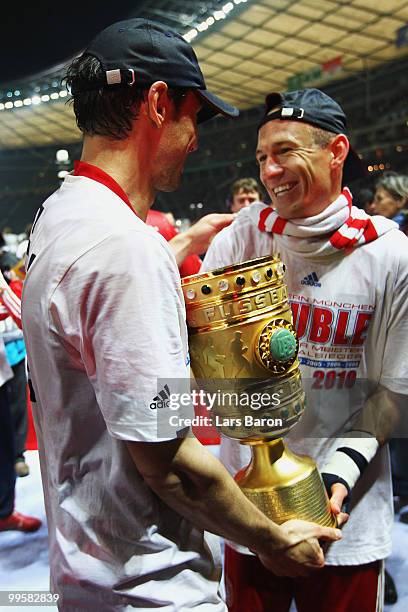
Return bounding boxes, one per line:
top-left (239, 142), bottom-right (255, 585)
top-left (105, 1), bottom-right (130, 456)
top-left (308, 125), bottom-right (336, 149)
top-left (231, 177), bottom-right (263, 199)
top-left (64, 54), bottom-right (190, 140)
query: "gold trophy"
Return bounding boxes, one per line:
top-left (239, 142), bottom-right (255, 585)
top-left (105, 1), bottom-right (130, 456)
top-left (182, 255), bottom-right (335, 527)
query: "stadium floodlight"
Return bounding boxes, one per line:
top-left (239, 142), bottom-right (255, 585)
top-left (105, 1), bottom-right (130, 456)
top-left (184, 28), bottom-right (198, 42)
top-left (182, 0), bottom-right (251, 41)
top-left (56, 149), bottom-right (69, 163)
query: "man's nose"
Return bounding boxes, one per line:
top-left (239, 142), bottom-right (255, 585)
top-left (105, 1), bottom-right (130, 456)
top-left (262, 158), bottom-right (284, 180)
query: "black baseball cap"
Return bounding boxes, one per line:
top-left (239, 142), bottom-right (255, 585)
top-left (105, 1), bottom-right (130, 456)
top-left (258, 88), bottom-right (365, 183)
top-left (78, 18), bottom-right (239, 124)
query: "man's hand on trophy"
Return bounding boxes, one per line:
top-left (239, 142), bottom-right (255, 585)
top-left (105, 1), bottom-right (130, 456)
top-left (252, 519), bottom-right (342, 577)
top-left (321, 432), bottom-right (381, 522)
top-left (328, 482), bottom-right (350, 527)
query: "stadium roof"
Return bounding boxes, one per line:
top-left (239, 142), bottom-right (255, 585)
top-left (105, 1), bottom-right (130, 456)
top-left (0, 0), bottom-right (407, 150)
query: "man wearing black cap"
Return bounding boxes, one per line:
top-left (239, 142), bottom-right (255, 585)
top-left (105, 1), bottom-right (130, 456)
top-left (202, 88), bottom-right (408, 611)
top-left (21, 24), bottom-right (341, 610)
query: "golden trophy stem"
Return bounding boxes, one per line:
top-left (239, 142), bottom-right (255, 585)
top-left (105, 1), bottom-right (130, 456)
top-left (236, 439), bottom-right (337, 527)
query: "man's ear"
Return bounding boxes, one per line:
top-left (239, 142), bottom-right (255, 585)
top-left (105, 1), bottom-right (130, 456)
top-left (146, 81), bottom-right (169, 128)
top-left (330, 134), bottom-right (349, 172)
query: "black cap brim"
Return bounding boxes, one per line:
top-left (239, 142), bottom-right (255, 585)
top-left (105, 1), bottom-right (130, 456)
top-left (343, 145), bottom-right (366, 184)
top-left (196, 89), bottom-right (239, 124)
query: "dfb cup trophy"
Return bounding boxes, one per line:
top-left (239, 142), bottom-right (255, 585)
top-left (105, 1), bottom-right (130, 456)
top-left (182, 255), bottom-right (335, 527)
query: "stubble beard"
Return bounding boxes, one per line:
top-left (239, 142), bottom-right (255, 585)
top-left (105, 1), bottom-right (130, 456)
top-left (154, 163), bottom-right (184, 193)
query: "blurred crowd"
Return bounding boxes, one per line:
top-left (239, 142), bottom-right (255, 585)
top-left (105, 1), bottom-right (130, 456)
top-left (358, 171), bottom-right (408, 233)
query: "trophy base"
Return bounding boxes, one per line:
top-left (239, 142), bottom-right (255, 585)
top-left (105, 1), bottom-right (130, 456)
top-left (236, 439), bottom-right (336, 527)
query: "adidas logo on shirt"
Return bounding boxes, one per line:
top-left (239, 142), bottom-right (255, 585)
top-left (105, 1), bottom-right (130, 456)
top-left (300, 272), bottom-right (321, 287)
top-left (150, 384), bottom-right (171, 410)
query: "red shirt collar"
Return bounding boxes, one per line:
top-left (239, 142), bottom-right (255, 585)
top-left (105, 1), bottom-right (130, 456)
top-left (73, 160), bottom-right (136, 215)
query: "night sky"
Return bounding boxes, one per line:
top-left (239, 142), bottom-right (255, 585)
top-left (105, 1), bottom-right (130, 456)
top-left (0, 1), bottom-right (142, 84)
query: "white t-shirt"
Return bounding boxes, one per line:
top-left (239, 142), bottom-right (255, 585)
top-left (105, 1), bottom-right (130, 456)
top-left (22, 169), bottom-right (225, 611)
top-left (201, 203), bottom-right (408, 566)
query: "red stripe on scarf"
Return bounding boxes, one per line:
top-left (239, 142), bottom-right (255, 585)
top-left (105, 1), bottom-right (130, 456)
top-left (362, 218), bottom-right (379, 243)
top-left (346, 217), bottom-right (366, 230)
top-left (259, 207), bottom-right (274, 231)
top-left (345, 217), bottom-right (367, 245)
top-left (272, 216), bottom-right (288, 234)
top-left (330, 231), bottom-right (350, 249)
top-left (330, 216), bottom-right (380, 250)
top-left (330, 190), bottom-right (375, 249)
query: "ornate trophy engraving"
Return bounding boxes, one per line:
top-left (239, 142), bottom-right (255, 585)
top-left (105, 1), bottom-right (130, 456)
top-left (182, 255), bottom-right (335, 527)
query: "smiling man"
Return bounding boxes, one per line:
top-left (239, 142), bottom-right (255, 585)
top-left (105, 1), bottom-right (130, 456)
top-left (201, 88), bottom-right (408, 612)
top-left (256, 116), bottom-right (346, 219)
top-left (21, 28), bottom-right (342, 611)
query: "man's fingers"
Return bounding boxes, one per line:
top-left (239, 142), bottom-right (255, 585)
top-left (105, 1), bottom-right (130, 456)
top-left (309, 552), bottom-right (325, 569)
top-left (280, 519), bottom-right (341, 548)
top-left (199, 213), bottom-right (234, 225)
top-left (314, 526), bottom-right (342, 542)
top-left (328, 494), bottom-right (343, 516)
top-left (211, 213), bottom-right (236, 230)
top-left (302, 542), bottom-right (325, 568)
top-left (335, 512), bottom-right (349, 527)
top-left (330, 483), bottom-right (349, 513)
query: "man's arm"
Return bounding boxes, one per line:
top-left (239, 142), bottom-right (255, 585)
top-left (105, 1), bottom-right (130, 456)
top-left (322, 385), bottom-right (404, 516)
top-left (64, 231), bottom-right (340, 576)
top-left (169, 213), bottom-right (235, 266)
top-left (322, 239), bottom-right (408, 515)
top-left (351, 385), bottom-right (401, 445)
top-left (126, 436), bottom-right (342, 577)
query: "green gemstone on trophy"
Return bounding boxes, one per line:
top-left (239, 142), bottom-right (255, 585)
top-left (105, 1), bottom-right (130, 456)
top-left (269, 329), bottom-right (297, 361)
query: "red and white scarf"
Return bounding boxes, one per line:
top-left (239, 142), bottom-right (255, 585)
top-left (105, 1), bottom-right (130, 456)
top-left (250, 188), bottom-right (397, 257)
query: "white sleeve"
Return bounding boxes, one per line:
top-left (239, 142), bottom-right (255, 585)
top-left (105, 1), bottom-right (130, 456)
top-left (201, 205), bottom-right (271, 273)
top-left (379, 241), bottom-right (408, 395)
top-left (201, 223), bottom-right (241, 273)
top-left (51, 230), bottom-right (192, 442)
